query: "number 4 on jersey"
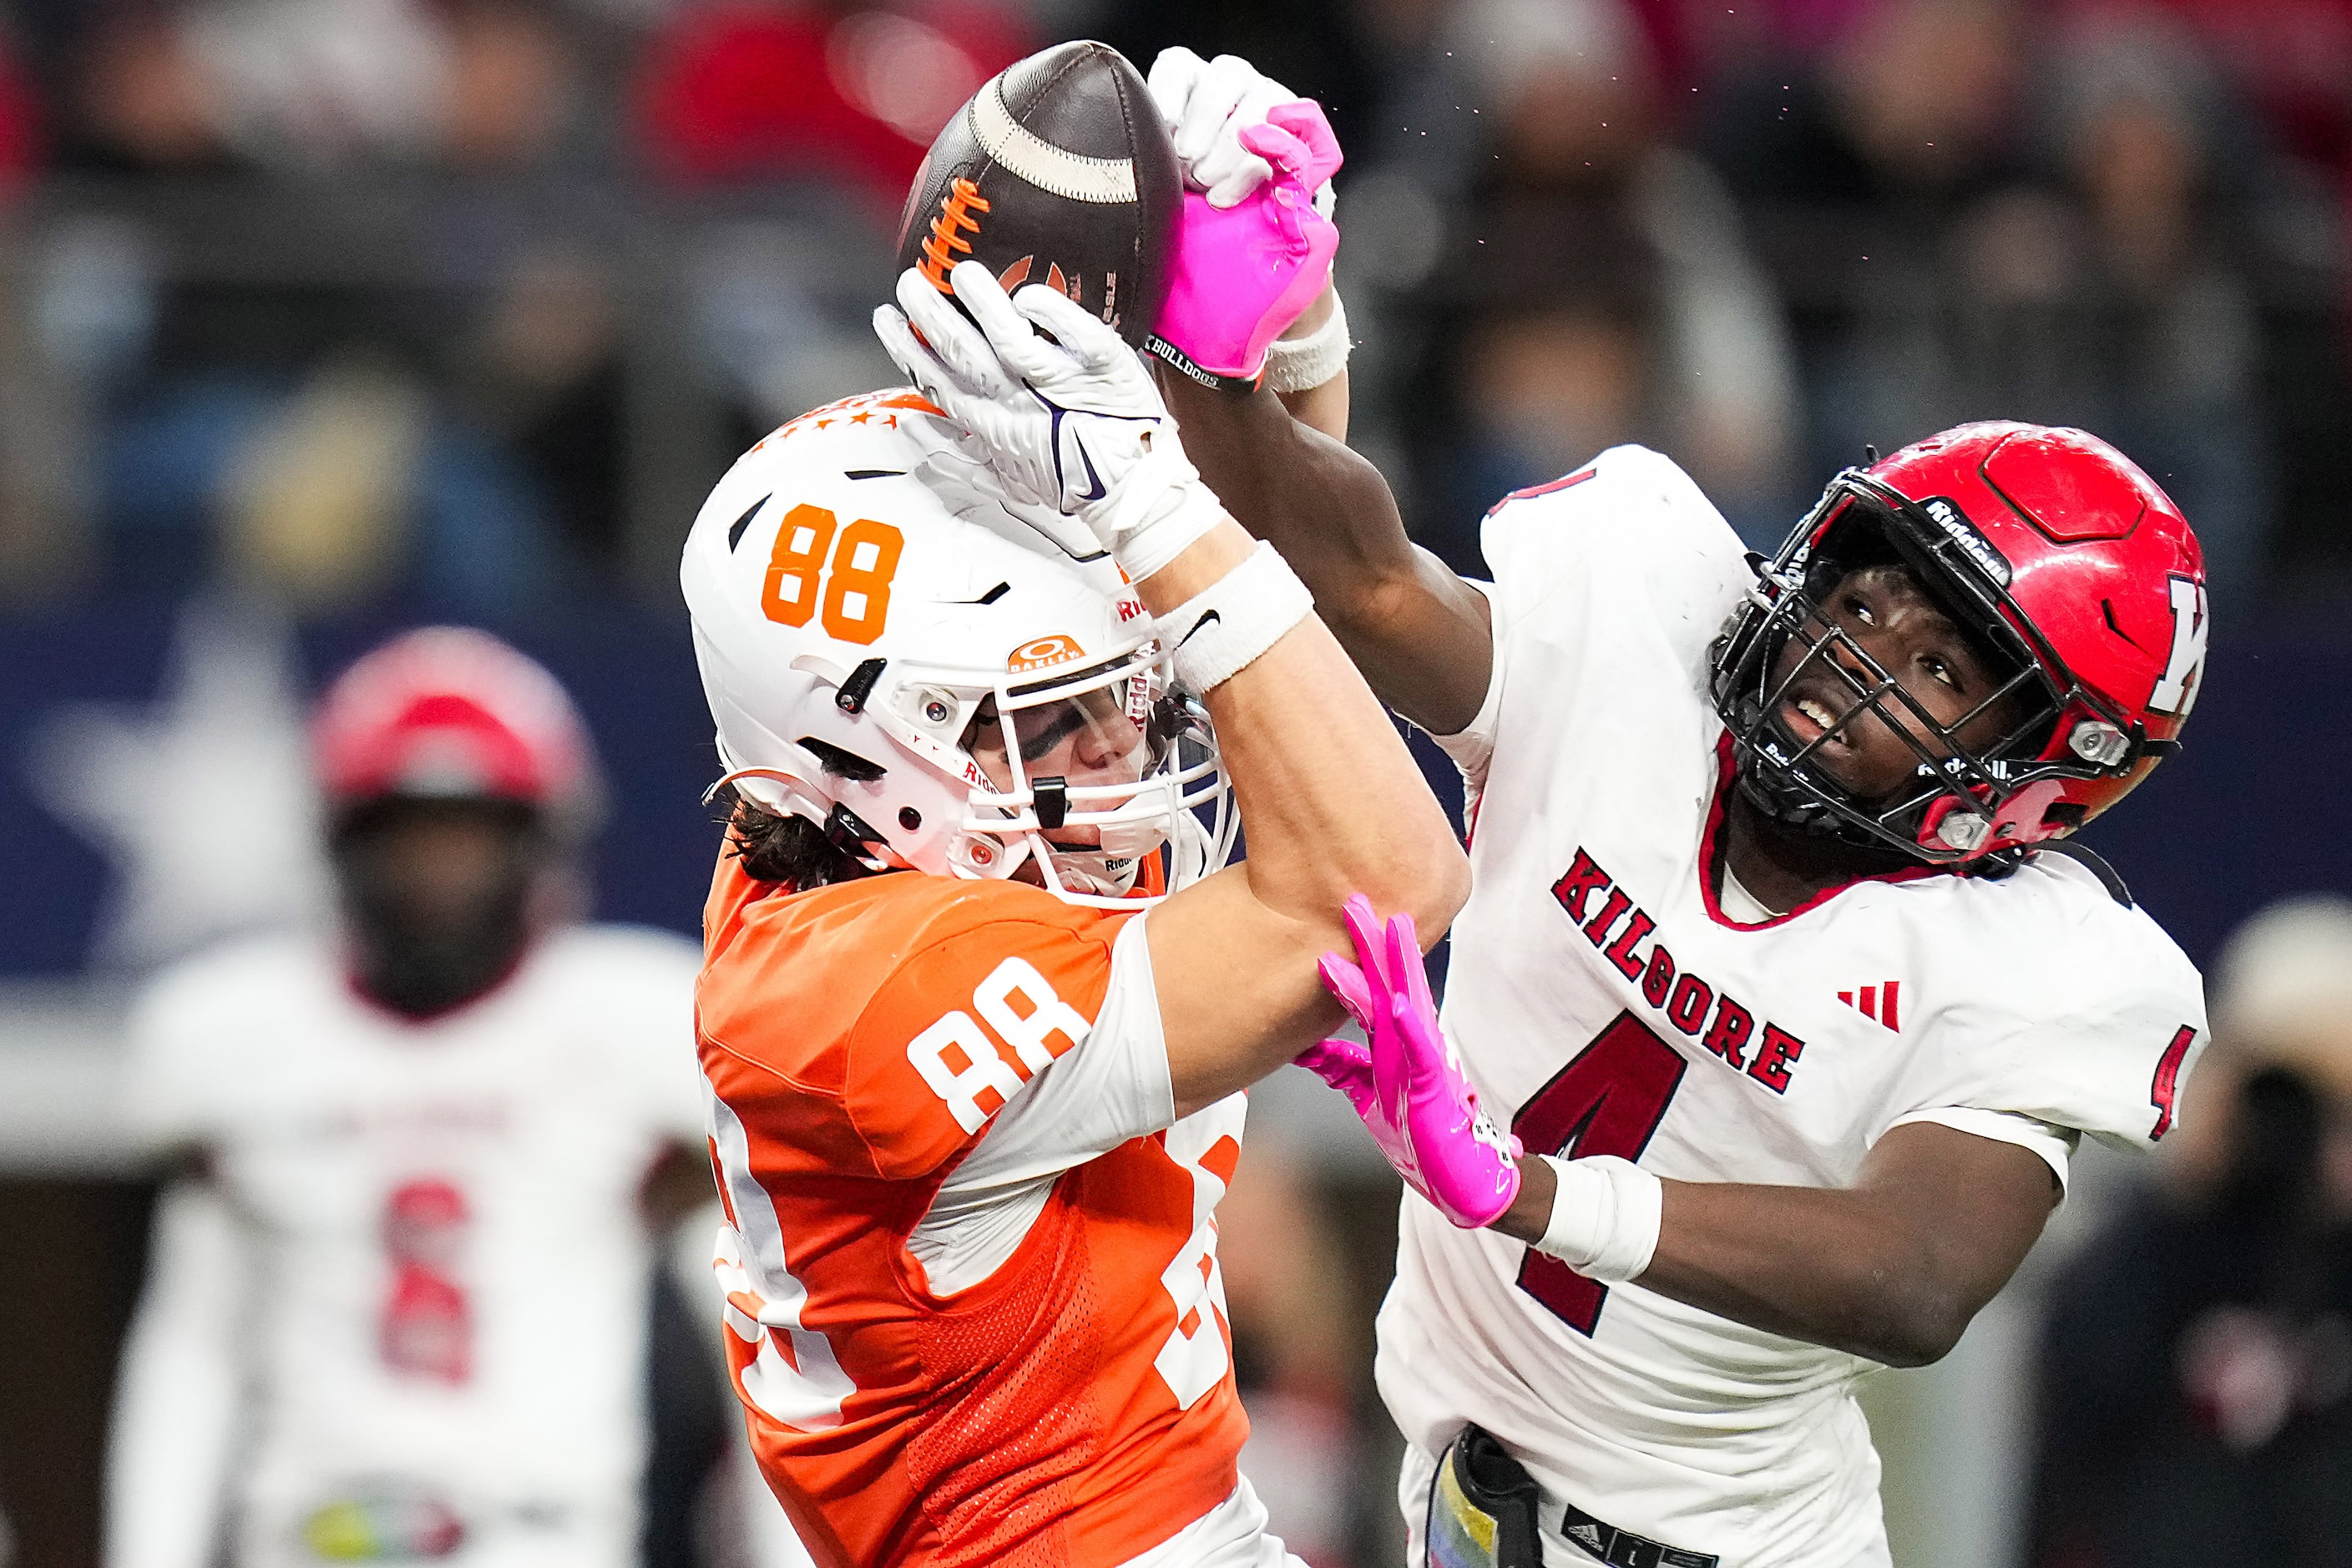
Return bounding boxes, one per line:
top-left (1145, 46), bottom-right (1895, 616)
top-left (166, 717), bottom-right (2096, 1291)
top-left (1514, 1012), bottom-right (1686, 1335)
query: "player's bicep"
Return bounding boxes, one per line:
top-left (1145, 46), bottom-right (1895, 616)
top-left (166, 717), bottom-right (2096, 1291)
top-left (1856, 1120), bottom-right (2060, 1311)
top-left (1146, 865), bottom-right (1363, 1118)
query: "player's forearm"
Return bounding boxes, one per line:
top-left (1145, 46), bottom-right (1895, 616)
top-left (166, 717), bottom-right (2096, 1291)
top-left (1207, 601), bottom-right (1469, 936)
top-left (1490, 1123), bottom-right (2056, 1367)
top-left (1273, 369), bottom-right (1348, 443)
top-left (1161, 374), bottom-right (1407, 597)
top-left (1493, 1168), bottom-right (1985, 1367)
top-left (1486, 1166), bottom-right (1966, 1363)
top-left (1635, 1180), bottom-right (1986, 1368)
top-left (1159, 376), bottom-right (1490, 733)
top-left (1135, 518), bottom-right (1465, 934)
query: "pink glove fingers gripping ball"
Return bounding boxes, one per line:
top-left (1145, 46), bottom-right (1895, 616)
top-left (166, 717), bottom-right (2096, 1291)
top-left (1297, 895), bottom-right (1525, 1229)
top-left (1149, 98), bottom-right (1343, 385)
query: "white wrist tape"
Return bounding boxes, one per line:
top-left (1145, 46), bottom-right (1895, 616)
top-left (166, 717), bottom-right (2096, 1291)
top-left (1156, 542), bottom-right (1315, 695)
top-left (1083, 442), bottom-right (1223, 584)
top-left (1263, 288), bottom-right (1351, 395)
top-left (1535, 1155), bottom-right (1662, 1284)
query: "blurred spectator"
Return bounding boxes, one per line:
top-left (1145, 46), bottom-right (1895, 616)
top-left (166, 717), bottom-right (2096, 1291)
top-left (0, 29), bottom-right (39, 200)
top-left (1712, 3), bottom-right (2277, 606)
top-left (1092, 0), bottom-right (1381, 159)
top-left (2027, 895), bottom-right (2352, 1567)
top-left (2086, 0), bottom-right (2352, 176)
top-left (99, 347), bottom-right (569, 615)
top-left (1699, 0), bottom-right (2038, 210)
top-left (104, 628), bottom-right (805, 1568)
top-left (453, 247), bottom-right (631, 578)
top-left (630, 0), bottom-right (1032, 206)
top-left (1393, 0), bottom-right (1799, 567)
top-left (64, 0), bottom-right (583, 175)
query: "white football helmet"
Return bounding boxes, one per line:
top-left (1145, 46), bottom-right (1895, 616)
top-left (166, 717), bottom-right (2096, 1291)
top-left (680, 394), bottom-right (1235, 907)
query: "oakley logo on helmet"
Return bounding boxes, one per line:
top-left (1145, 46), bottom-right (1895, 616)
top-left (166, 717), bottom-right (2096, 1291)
top-left (2147, 576), bottom-right (2209, 717)
top-left (1007, 634), bottom-right (1086, 673)
top-left (1918, 497), bottom-right (2011, 587)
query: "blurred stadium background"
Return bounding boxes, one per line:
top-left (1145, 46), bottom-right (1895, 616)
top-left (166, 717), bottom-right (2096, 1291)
top-left (2, 0), bottom-right (2350, 1564)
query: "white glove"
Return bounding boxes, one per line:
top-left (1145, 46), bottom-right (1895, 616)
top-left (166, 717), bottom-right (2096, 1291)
top-left (1149, 46), bottom-right (1308, 210)
top-left (873, 262), bottom-right (1224, 583)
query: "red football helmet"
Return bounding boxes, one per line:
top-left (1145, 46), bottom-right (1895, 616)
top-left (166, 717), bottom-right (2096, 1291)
top-left (1711, 422), bottom-right (2209, 865)
top-left (312, 628), bottom-right (601, 829)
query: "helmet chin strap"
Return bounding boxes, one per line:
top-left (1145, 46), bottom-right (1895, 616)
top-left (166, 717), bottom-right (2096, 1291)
top-left (1732, 703), bottom-right (1929, 858)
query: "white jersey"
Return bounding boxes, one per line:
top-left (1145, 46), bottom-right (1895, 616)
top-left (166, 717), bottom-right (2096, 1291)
top-left (119, 925), bottom-right (706, 1568)
top-left (1375, 447), bottom-right (2208, 1568)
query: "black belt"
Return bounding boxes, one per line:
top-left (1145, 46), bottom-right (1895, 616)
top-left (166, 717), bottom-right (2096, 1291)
top-left (1429, 1426), bottom-right (1721, 1568)
top-left (1558, 1498), bottom-right (1720, 1568)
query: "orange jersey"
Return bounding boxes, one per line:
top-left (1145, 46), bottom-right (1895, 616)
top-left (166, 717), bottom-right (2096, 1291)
top-left (695, 853), bottom-right (1251, 1568)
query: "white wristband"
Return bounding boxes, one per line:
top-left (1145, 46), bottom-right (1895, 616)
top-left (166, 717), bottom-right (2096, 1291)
top-left (1156, 542), bottom-right (1315, 695)
top-left (1535, 1155), bottom-right (1662, 1284)
top-left (1263, 288), bottom-right (1351, 395)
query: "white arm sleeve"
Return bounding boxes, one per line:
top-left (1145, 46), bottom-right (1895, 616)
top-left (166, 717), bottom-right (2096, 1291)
top-left (907, 914), bottom-right (1173, 1295)
top-left (105, 1180), bottom-right (246, 1568)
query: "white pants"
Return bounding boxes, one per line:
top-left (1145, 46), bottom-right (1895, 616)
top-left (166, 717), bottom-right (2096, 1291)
top-left (1118, 1478), bottom-right (1310, 1568)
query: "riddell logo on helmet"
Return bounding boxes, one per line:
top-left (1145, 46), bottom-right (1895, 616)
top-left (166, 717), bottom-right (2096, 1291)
top-left (1008, 635), bottom-right (1085, 673)
top-left (1919, 497), bottom-right (2011, 586)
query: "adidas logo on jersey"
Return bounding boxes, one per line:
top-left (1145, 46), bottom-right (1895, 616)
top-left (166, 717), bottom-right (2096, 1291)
top-left (1837, 982), bottom-right (1901, 1033)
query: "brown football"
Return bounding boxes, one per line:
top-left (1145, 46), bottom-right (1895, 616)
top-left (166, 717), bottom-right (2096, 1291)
top-left (893, 41), bottom-right (1181, 348)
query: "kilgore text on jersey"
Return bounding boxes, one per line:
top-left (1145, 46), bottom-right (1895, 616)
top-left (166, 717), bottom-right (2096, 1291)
top-left (1552, 847), bottom-right (1807, 1095)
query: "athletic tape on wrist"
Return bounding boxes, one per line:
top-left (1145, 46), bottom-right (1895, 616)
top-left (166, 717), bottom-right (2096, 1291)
top-left (1263, 289), bottom-right (1351, 394)
top-left (1535, 1155), bottom-right (1662, 1283)
top-left (1156, 541), bottom-right (1315, 695)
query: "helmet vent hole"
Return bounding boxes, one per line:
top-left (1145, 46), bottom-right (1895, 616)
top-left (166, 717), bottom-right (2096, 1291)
top-left (899, 807), bottom-right (923, 832)
top-left (978, 582), bottom-right (1011, 605)
top-left (795, 736), bottom-right (886, 782)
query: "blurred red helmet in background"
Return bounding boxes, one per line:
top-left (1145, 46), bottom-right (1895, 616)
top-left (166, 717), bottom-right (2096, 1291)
top-left (311, 627), bottom-right (600, 829)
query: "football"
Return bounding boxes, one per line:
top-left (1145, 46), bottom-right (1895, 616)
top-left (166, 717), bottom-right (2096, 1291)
top-left (893, 40), bottom-right (1182, 348)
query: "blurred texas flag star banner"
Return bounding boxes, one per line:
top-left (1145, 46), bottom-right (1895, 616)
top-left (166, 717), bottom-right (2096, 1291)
top-left (1, 599), bottom-right (720, 983)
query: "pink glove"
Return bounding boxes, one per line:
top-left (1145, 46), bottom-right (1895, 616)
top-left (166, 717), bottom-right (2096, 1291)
top-left (1295, 896), bottom-right (1524, 1229)
top-left (1146, 100), bottom-right (1342, 387)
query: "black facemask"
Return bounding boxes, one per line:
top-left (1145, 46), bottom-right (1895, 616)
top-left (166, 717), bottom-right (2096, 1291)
top-left (330, 798), bottom-right (544, 1020)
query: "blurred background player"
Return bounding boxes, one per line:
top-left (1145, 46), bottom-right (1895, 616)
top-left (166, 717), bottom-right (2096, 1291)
top-left (105, 626), bottom-right (807, 1568)
top-left (682, 38), bottom-right (1467, 1566)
